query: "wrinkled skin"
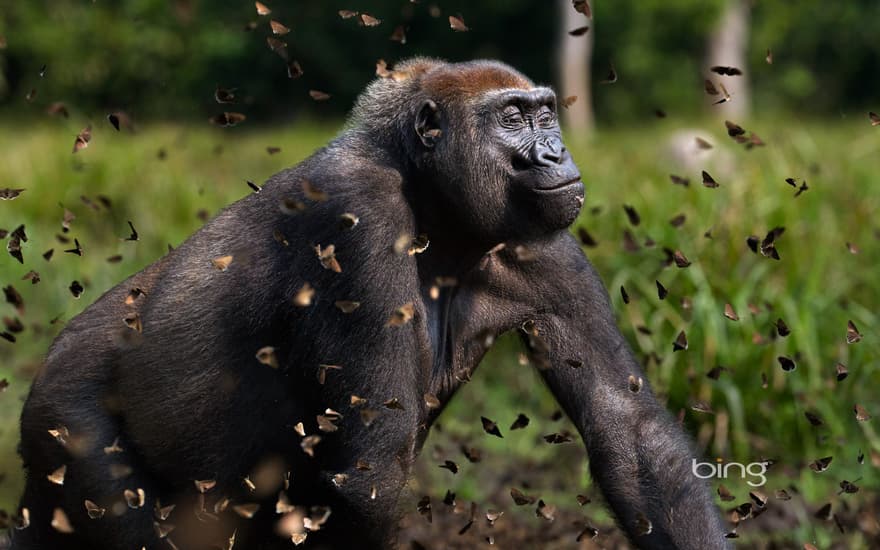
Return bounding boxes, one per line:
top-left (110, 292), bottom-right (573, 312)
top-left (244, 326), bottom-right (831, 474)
top-left (11, 59), bottom-right (729, 550)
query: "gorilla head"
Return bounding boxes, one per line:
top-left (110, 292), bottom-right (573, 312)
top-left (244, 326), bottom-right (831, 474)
top-left (352, 59), bottom-right (585, 245)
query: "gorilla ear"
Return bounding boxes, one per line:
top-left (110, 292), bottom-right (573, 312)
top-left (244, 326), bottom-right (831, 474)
top-left (414, 99), bottom-right (443, 149)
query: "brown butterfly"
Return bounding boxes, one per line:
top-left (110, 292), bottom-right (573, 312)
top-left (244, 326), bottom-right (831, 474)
top-left (777, 356), bottom-right (796, 372)
top-left (0, 188), bottom-right (25, 200)
top-left (710, 66), bottom-right (742, 76)
top-left (704, 79), bottom-right (719, 96)
top-left (376, 59), bottom-right (395, 79)
top-left (46, 102), bottom-right (69, 118)
top-left (69, 281), bottom-right (84, 298)
top-left (723, 303), bottom-right (739, 321)
top-left (672, 330), bottom-right (688, 352)
top-left (712, 82), bottom-right (732, 105)
top-left (255, 1), bottom-right (271, 16)
top-left (670, 174), bottom-right (690, 186)
top-left (72, 125), bottom-right (92, 153)
top-left (560, 95), bottom-right (578, 109)
top-left (725, 120), bottom-right (746, 136)
top-left (360, 13), bottom-right (381, 27)
top-left (870, 112), bottom-right (880, 126)
top-left (209, 112), bottom-right (246, 127)
top-left (309, 90), bottom-right (331, 101)
top-left (846, 320), bottom-right (862, 344)
top-left (702, 170), bottom-right (719, 188)
top-left (656, 280), bottom-right (668, 300)
top-left (287, 60), bottom-right (304, 79)
top-left (266, 37), bottom-right (288, 60)
top-left (481, 416), bottom-right (502, 437)
top-left (673, 250), bottom-right (691, 268)
top-left (389, 25), bottom-right (407, 44)
top-left (449, 14), bottom-right (469, 32)
top-left (215, 85), bottom-right (237, 104)
top-left (695, 137), bottom-right (713, 149)
top-left (572, 0), bottom-right (592, 17)
top-left (600, 63), bottom-right (617, 84)
top-left (270, 20), bottom-right (290, 35)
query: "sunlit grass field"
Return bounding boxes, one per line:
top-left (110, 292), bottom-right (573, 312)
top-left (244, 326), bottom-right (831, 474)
top-left (0, 116), bottom-right (878, 547)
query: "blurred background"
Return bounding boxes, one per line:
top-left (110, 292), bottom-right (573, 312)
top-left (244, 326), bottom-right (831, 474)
top-left (0, 0), bottom-right (878, 548)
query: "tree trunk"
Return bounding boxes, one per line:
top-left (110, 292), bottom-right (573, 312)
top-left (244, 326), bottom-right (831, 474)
top-left (706, 0), bottom-right (751, 118)
top-left (558, 0), bottom-right (594, 136)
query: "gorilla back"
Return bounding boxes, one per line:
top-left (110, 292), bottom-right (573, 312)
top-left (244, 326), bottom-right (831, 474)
top-left (12, 59), bottom-right (729, 549)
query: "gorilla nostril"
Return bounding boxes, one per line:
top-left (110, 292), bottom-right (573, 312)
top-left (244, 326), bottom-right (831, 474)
top-left (539, 148), bottom-right (562, 165)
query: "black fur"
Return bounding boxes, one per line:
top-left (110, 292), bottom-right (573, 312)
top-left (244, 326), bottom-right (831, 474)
top-left (11, 59), bottom-right (728, 549)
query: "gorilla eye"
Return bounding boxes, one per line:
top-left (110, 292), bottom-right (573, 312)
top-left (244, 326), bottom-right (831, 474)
top-left (500, 106), bottom-right (525, 127)
top-left (536, 108), bottom-right (556, 128)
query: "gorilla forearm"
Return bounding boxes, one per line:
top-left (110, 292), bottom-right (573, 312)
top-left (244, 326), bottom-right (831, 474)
top-left (541, 350), bottom-right (729, 549)
top-left (520, 244), bottom-right (729, 549)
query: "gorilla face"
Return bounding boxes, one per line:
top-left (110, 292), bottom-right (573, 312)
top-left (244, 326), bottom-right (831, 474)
top-left (489, 88), bottom-right (584, 237)
top-left (413, 83), bottom-right (584, 244)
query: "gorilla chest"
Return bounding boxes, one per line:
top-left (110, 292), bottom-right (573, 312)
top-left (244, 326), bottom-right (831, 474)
top-left (421, 282), bottom-right (520, 398)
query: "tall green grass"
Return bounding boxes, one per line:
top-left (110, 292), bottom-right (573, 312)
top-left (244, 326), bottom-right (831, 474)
top-left (0, 117), bottom-right (877, 547)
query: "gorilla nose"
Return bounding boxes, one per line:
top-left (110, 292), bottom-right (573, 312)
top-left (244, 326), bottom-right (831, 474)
top-left (533, 139), bottom-right (565, 166)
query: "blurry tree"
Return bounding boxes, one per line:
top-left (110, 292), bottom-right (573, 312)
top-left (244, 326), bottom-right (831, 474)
top-left (557, 0), bottom-right (594, 136)
top-left (0, 1), bottom-right (877, 124)
top-left (705, 0), bottom-right (750, 117)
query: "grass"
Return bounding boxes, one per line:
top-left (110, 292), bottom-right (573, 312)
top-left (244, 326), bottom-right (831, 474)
top-left (0, 116), bottom-right (878, 547)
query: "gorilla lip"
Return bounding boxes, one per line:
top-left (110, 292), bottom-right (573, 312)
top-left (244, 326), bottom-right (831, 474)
top-left (533, 176), bottom-right (582, 192)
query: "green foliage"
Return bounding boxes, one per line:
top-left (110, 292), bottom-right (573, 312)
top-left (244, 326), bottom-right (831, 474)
top-left (0, 118), bottom-right (877, 546)
top-left (2, 1), bottom-right (879, 123)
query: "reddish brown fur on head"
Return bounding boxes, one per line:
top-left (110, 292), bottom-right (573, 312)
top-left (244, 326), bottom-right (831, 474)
top-left (393, 58), bottom-right (534, 102)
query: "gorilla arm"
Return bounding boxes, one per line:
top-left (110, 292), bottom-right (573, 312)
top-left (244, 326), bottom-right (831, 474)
top-left (493, 235), bottom-right (730, 549)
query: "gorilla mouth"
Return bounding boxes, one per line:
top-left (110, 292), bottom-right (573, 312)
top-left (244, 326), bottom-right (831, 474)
top-left (534, 176), bottom-right (582, 192)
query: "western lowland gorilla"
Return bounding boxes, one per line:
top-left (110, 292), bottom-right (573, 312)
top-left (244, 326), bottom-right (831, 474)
top-left (10, 59), bottom-right (729, 549)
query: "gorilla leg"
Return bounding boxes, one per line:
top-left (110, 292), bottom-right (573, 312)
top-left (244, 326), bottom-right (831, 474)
top-left (14, 373), bottom-right (161, 549)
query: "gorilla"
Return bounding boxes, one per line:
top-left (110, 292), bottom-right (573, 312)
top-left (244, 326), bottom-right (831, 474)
top-left (10, 59), bottom-right (729, 549)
